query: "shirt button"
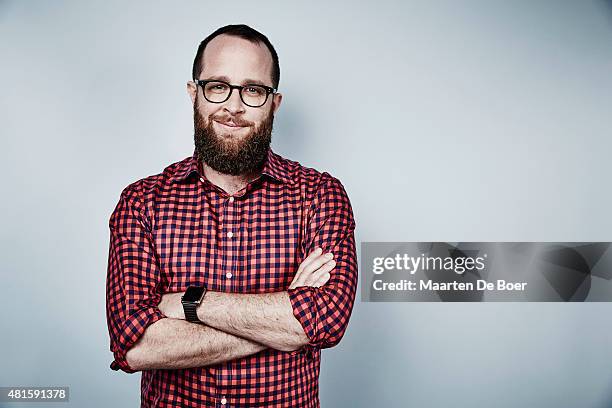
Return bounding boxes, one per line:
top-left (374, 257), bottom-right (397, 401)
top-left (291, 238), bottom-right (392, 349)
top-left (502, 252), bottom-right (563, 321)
top-left (221, 397), bottom-right (227, 405)
top-left (227, 231), bottom-right (234, 238)
top-left (226, 272), bottom-right (233, 279)
top-left (229, 196), bottom-right (234, 203)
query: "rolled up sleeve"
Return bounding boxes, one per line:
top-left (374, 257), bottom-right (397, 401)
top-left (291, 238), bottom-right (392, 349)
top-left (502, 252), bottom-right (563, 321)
top-left (287, 175), bottom-right (358, 353)
top-left (106, 185), bottom-right (165, 373)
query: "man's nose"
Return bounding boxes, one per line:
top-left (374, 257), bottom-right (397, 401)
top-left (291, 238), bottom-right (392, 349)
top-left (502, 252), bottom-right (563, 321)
top-left (223, 88), bottom-right (246, 114)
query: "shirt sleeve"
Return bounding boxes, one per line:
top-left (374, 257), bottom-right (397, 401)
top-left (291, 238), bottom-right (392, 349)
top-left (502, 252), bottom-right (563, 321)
top-left (286, 175), bottom-right (358, 353)
top-left (106, 184), bottom-right (165, 373)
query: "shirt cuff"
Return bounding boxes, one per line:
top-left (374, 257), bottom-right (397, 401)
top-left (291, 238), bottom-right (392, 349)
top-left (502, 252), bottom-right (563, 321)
top-left (286, 286), bottom-right (321, 355)
top-left (109, 306), bottom-right (165, 373)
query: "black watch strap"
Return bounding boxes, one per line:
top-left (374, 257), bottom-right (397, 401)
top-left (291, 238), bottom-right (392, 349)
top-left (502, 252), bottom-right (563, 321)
top-left (184, 302), bottom-right (200, 322)
top-left (181, 286), bottom-right (206, 323)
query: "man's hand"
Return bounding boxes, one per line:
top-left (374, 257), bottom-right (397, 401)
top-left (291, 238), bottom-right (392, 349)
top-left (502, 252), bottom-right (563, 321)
top-left (289, 247), bottom-right (335, 289)
top-left (158, 292), bottom-right (185, 319)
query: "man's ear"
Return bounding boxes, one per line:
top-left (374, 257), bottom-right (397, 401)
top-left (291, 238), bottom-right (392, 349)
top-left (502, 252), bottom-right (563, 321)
top-left (272, 92), bottom-right (283, 114)
top-left (187, 81), bottom-right (197, 106)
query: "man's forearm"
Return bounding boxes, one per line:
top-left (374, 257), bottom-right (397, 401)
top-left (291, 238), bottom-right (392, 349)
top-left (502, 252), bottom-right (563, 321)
top-left (195, 291), bottom-right (309, 352)
top-left (125, 317), bottom-right (268, 371)
top-left (157, 249), bottom-right (336, 353)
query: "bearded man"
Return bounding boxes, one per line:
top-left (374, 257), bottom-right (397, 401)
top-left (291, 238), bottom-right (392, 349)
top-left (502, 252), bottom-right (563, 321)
top-left (106, 24), bottom-right (357, 408)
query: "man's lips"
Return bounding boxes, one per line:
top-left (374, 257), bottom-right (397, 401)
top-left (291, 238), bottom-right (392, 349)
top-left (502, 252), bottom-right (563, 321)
top-left (214, 119), bottom-right (249, 129)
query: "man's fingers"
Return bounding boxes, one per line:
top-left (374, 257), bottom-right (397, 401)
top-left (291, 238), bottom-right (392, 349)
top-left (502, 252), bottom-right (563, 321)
top-left (313, 272), bottom-right (331, 287)
top-left (289, 248), bottom-right (335, 289)
top-left (297, 247), bottom-right (324, 273)
top-left (304, 259), bottom-right (335, 287)
top-left (302, 252), bottom-right (334, 275)
top-left (311, 259), bottom-right (335, 280)
top-left (291, 261), bottom-right (334, 289)
top-left (290, 248), bottom-right (325, 288)
top-left (312, 263), bottom-right (333, 286)
top-left (290, 248), bottom-right (321, 288)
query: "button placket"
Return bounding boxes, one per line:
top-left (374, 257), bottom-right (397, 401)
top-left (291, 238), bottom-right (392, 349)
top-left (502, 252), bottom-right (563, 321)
top-left (223, 192), bottom-right (241, 293)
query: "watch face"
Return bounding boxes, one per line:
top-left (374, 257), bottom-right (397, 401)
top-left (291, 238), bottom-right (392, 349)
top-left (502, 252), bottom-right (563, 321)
top-left (183, 286), bottom-right (205, 302)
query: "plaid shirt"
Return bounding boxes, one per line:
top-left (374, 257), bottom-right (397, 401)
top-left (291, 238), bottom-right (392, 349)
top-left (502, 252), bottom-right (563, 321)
top-left (106, 148), bottom-right (358, 407)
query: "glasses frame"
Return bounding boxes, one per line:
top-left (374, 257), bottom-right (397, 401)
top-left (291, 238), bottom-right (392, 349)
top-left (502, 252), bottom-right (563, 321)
top-left (193, 79), bottom-right (277, 108)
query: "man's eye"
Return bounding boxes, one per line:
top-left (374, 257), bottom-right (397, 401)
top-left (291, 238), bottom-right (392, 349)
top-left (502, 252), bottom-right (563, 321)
top-left (245, 87), bottom-right (264, 95)
top-left (208, 84), bottom-right (228, 92)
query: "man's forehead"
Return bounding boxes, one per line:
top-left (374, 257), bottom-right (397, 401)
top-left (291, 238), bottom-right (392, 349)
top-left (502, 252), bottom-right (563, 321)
top-left (200, 34), bottom-right (274, 84)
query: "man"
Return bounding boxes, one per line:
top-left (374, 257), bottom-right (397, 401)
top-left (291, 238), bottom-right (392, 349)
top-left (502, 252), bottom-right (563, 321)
top-left (106, 24), bottom-right (357, 408)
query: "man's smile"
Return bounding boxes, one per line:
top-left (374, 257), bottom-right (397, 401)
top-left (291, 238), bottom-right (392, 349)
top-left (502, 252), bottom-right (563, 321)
top-left (214, 119), bottom-right (249, 131)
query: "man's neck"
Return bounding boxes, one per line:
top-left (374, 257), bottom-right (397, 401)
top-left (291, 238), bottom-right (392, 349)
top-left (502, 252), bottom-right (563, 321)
top-left (201, 161), bottom-right (261, 196)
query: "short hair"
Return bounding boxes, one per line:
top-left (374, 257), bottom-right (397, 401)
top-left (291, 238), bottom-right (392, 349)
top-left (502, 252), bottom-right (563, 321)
top-left (192, 24), bottom-right (280, 89)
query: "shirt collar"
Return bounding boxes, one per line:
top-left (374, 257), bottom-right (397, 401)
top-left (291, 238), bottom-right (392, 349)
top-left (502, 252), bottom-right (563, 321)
top-left (170, 148), bottom-right (293, 185)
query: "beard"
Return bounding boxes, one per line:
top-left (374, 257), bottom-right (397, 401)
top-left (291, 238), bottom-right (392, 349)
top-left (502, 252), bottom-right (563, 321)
top-left (193, 95), bottom-right (274, 176)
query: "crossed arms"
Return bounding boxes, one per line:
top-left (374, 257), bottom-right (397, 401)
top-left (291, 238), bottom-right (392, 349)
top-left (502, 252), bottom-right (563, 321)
top-left (124, 251), bottom-right (336, 371)
top-left (105, 176), bottom-right (357, 373)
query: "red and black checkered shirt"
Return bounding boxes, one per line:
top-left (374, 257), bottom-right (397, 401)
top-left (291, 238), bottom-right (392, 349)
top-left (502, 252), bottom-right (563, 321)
top-left (106, 148), bottom-right (358, 407)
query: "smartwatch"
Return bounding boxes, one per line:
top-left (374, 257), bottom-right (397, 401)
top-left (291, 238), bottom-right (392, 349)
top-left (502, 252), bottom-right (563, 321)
top-left (181, 286), bottom-right (207, 323)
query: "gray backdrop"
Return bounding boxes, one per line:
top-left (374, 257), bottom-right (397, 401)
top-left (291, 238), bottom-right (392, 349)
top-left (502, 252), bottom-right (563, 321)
top-left (2, 1), bottom-right (612, 407)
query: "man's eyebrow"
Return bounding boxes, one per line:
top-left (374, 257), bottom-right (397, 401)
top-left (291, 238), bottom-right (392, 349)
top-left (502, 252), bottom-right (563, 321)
top-left (241, 78), bottom-right (269, 87)
top-left (204, 75), bottom-right (271, 87)
top-left (204, 75), bottom-right (231, 83)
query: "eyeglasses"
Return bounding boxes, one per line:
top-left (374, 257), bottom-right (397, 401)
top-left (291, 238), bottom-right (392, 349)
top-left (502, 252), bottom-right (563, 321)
top-left (193, 79), bottom-right (277, 108)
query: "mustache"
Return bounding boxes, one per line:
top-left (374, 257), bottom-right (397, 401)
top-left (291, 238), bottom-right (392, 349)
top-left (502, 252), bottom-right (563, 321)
top-left (210, 113), bottom-right (254, 127)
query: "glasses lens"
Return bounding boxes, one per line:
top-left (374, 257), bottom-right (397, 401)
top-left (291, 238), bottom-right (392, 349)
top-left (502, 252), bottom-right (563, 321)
top-left (203, 81), bottom-right (230, 103)
top-left (241, 85), bottom-right (268, 107)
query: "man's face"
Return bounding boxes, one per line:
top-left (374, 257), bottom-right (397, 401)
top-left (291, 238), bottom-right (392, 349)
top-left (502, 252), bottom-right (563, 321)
top-left (188, 34), bottom-right (282, 176)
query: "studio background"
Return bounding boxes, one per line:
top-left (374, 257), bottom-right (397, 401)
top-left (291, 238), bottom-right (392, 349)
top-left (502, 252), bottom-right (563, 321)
top-left (2, 1), bottom-right (612, 407)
